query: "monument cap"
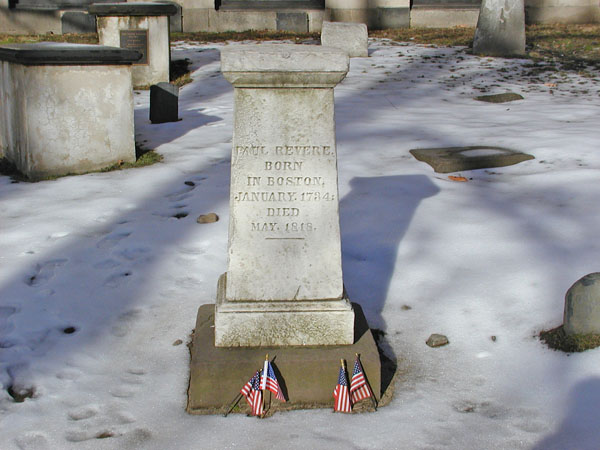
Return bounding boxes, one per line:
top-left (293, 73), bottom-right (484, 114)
top-left (89, 2), bottom-right (179, 16)
top-left (220, 44), bottom-right (349, 88)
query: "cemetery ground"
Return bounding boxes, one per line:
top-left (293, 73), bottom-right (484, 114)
top-left (1, 25), bottom-right (600, 449)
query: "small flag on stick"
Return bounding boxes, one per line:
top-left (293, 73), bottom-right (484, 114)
top-left (333, 359), bottom-right (352, 413)
top-left (350, 354), bottom-right (373, 405)
top-left (260, 355), bottom-right (286, 402)
top-left (240, 370), bottom-right (263, 416)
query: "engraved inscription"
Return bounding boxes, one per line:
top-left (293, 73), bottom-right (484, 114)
top-left (120, 30), bottom-right (149, 65)
top-left (233, 144), bottom-right (336, 239)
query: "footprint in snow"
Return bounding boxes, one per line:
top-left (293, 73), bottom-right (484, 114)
top-left (117, 247), bottom-right (151, 262)
top-left (68, 405), bottom-right (100, 421)
top-left (0, 306), bottom-right (18, 335)
top-left (25, 259), bottom-right (68, 286)
top-left (104, 271), bottom-right (133, 288)
top-left (93, 259), bottom-right (121, 270)
top-left (96, 231), bottom-right (132, 249)
top-left (110, 309), bottom-right (143, 337)
top-left (15, 432), bottom-right (50, 450)
top-left (166, 183), bottom-right (196, 202)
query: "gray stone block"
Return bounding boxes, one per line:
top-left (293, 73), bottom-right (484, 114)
top-left (276, 12), bottom-right (308, 32)
top-left (564, 273), bottom-right (600, 335)
top-left (321, 21), bottom-right (368, 58)
top-left (61, 11), bottom-right (97, 34)
top-left (150, 82), bottom-right (179, 124)
top-left (375, 7), bottom-right (409, 29)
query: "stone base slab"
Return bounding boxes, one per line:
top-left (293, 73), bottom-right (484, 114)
top-left (410, 6), bottom-right (480, 28)
top-left (188, 303), bottom-right (380, 413)
top-left (215, 274), bottom-right (355, 347)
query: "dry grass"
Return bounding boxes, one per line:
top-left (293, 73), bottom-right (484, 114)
top-left (540, 326), bottom-right (600, 353)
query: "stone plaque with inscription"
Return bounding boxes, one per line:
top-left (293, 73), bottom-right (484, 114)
top-left (215, 44), bottom-right (354, 347)
top-left (120, 30), bottom-right (148, 65)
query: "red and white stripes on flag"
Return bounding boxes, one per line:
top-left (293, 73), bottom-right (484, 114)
top-left (333, 365), bottom-right (352, 413)
top-left (350, 356), bottom-right (372, 403)
top-left (240, 370), bottom-right (263, 416)
top-left (261, 360), bottom-right (286, 402)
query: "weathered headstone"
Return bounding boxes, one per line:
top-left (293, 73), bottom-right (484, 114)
top-left (89, 2), bottom-right (178, 87)
top-left (321, 21), bottom-right (368, 58)
top-left (564, 273), bottom-right (600, 335)
top-left (473, 0), bottom-right (525, 56)
top-left (216, 44), bottom-right (354, 347)
top-left (150, 82), bottom-right (179, 123)
top-left (0, 43), bottom-right (139, 180)
top-left (188, 44), bottom-right (382, 413)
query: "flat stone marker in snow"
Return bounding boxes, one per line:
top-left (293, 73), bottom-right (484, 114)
top-left (89, 2), bottom-right (178, 87)
top-left (215, 44), bottom-right (354, 347)
top-left (0, 43), bottom-right (139, 180)
top-left (321, 21), bottom-right (368, 58)
top-left (473, 0), bottom-right (525, 56)
top-left (410, 146), bottom-right (534, 173)
top-left (564, 273), bottom-right (600, 335)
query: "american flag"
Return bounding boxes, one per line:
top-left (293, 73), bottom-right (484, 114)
top-left (240, 370), bottom-right (263, 416)
top-left (260, 360), bottom-right (286, 401)
top-left (333, 365), bottom-right (352, 413)
top-left (350, 356), bottom-right (372, 403)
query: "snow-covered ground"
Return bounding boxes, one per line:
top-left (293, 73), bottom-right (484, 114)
top-left (1, 38), bottom-right (600, 449)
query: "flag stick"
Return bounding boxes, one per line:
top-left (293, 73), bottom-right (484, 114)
top-left (223, 392), bottom-right (243, 417)
top-left (261, 354), bottom-right (269, 417)
top-left (355, 353), bottom-right (378, 411)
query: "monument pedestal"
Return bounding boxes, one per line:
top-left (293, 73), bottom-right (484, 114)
top-left (188, 303), bottom-right (380, 413)
top-left (215, 273), bottom-right (354, 347)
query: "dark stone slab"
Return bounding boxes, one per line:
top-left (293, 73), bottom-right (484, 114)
top-left (187, 303), bottom-right (381, 413)
top-left (0, 43), bottom-right (141, 66)
top-left (276, 12), bottom-right (308, 32)
top-left (475, 92), bottom-right (524, 103)
top-left (89, 2), bottom-right (178, 16)
top-left (150, 82), bottom-right (179, 124)
top-left (410, 146), bottom-right (534, 173)
top-left (61, 11), bottom-right (97, 34)
top-left (373, 7), bottom-right (410, 29)
top-left (221, 0), bottom-right (324, 10)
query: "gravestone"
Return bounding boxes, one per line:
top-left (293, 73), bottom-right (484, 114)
top-left (150, 82), bottom-right (179, 123)
top-left (216, 44), bottom-right (354, 347)
top-left (89, 2), bottom-right (178, 86)
top-left (321, 21), bottom-right (368, 58)
top-left (564, 273), bottom-right (600, 335)
top-left (0, 43), bottom-right (139, 180)
top-left (473, 0), bottom-right (525, 56)
top-left (188, 44), bottom-right (382, 412)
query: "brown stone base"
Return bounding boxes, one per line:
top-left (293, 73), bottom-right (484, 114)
top-left (187, 303), bottom-right (381, 414)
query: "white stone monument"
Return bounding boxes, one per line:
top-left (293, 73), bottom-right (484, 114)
top-left (0, 43), bottom-right (139, 180)
top-left (321, 21), bottom-right (369, 58)
top-left (215, 44), bottom-right (355, 347)
top-left (90, 2), bottom-right (178, 87)
top-left (473, 0), bottom-right (526, 56)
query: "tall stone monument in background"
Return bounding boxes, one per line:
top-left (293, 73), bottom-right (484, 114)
top-left (188, 44), bottom-right (381, 412)
top-left (473, 0), bottom-right (525, 56)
